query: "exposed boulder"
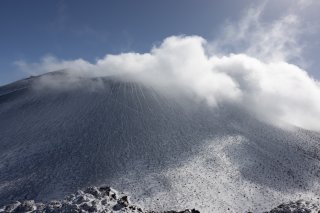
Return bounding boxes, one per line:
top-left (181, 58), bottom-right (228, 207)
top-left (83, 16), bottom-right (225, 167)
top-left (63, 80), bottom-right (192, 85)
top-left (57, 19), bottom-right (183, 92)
top-left (264, 200), bottom-right (320, 213)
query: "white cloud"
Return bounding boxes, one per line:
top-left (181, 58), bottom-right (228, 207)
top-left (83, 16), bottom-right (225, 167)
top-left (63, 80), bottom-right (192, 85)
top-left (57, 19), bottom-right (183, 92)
top-left (14, 55), bottom-right (94, 75)
top-left (298, 0), bottom-right (315, 7)
top-left (211, 53), bottom-right (320, 130)
top-left (15, 35), bottom-right (320, 131)
top-left (210, 5), bottom-right (302, 63)
top-left (14, 4), bottom-right (320, 132)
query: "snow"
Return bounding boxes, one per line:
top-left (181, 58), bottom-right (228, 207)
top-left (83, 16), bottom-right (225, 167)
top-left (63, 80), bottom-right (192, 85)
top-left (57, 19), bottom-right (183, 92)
top-left (0, 72), bottom-right (320, 212)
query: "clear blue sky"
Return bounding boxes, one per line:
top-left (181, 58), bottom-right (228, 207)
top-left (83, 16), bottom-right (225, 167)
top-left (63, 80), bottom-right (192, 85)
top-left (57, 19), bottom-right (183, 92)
top-left (0, 0), bottom-right (319, 85)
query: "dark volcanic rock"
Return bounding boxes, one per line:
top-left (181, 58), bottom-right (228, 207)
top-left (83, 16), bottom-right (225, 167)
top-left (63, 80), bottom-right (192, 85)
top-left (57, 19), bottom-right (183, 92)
top-left (2, 185), bottom-right (320, 213)
top-left (264, 200), bottom-right (320, 213)
top-left (14, 200), bottom-right (35, 212)
top-left (118, 196), bottom-right (130, 207)
top-left (148, 209), bottom-right (200, 213)
top-left (0, 186), bottom-right (199, 213)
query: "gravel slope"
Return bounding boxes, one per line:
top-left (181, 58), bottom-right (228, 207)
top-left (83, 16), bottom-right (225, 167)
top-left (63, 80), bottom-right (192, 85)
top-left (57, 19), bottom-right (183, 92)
top-left (0, 72), bottom-right (320, 212)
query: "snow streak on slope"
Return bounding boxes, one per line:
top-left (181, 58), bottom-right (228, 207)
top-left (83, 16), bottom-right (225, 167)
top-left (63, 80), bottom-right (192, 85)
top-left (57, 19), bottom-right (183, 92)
top-left (0, 73), bottom-right (320, 212)
top-left (121, 134), bottom-right (320, 212)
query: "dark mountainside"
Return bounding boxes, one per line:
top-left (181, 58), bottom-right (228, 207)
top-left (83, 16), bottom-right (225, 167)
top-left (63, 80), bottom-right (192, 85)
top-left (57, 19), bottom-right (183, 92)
top-left (0, 72), bottom-right (227, 202)
top-left (0, 71), bottom-right (320, 212)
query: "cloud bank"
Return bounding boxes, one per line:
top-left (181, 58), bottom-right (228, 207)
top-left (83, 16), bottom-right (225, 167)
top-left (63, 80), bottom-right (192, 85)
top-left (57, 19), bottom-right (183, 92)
top-left (15, 6), bottom-right (320, 132)
top-left (15, 35), bottom-right (320, 131)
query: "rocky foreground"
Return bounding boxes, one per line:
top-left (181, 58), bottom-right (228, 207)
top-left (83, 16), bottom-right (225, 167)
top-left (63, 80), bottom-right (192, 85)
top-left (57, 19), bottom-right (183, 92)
top-left (264, 200), bottom-right (320, 213)
top-left (0, 186), bottom-right (319, 213)
top-left (0, 186), bottom-right (199, 213)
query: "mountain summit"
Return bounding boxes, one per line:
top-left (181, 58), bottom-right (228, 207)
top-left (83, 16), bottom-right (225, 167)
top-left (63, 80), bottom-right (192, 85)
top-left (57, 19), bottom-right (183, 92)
top-left (0, 72), bottom-right (320, 212)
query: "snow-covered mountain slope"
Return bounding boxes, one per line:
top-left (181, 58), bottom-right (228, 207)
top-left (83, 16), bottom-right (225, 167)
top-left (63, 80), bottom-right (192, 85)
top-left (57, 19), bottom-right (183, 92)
top-left (0, 72), bottom-right (320, 212)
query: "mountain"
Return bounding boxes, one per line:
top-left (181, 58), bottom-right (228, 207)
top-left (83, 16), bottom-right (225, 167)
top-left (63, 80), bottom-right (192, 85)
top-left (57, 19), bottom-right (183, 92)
top-left (0, 71), bottom-right (320, 212)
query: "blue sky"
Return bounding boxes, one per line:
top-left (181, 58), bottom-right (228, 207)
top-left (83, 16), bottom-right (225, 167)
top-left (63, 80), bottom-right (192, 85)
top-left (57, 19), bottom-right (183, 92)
top-left (0, 0), bottom-right (319, 85)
